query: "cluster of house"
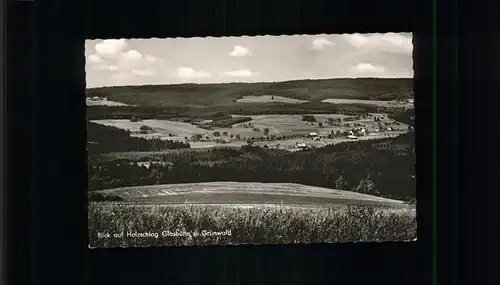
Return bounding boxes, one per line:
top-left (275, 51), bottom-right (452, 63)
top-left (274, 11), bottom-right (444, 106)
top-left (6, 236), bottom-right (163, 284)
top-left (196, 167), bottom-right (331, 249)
top-left (396, 98), bottom-right (414, 105)
top-left (307, 129), bottom-right (369, 141)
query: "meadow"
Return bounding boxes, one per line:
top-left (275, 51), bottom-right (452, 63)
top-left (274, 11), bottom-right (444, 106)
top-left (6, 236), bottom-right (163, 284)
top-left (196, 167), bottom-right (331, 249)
top-left (91, 181), bottom-right (407, 205)
top-left (321, 98), bottom-right (414, 109)
top-left (88, 202), bottom-right (417, 248)
top-left (90, 112), bottom-right (410, 149)
top-left (86, 97), bottom-right (131, 106)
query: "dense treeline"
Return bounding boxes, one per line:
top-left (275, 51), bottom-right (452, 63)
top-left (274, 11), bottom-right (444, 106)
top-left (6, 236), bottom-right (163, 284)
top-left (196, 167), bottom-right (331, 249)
top-left (86, 78), bottom-right (413, 106)
top-left (87, 122), bottom-right (190, 154)
top-left (389, 108), bottom-right (415, 126)
top-left (88, 133), bottom-right (416, 201)
top-left (88, 192), bottom-right (124, 202)
top-left (210, 117), bottom-right (253, 128)
top-left (86, 103), bottom-right (384, 121)
top-left (87, 106), bottom-right (184, 120)
top-left (302, 115), bottom-right (317, 122)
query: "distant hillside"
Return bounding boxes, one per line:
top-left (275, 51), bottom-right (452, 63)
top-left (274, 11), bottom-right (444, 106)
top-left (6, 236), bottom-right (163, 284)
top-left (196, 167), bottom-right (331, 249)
top-left (86, 78), bottom-right (414, 108)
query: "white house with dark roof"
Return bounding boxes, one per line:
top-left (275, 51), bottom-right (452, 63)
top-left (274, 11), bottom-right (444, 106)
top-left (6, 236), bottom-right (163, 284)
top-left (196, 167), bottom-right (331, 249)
top-left (308, 132), bottom-right (318, 137)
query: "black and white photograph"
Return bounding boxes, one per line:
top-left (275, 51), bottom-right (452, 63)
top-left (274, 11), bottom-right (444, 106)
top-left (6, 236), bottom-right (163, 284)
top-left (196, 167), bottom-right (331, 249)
top-left (86, 33), bottom-right (416, 248)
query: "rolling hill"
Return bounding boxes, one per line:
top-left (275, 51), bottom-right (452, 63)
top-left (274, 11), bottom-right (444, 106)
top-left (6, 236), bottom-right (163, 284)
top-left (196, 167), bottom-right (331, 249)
top-left (86, 78), bottom-right (414, 108)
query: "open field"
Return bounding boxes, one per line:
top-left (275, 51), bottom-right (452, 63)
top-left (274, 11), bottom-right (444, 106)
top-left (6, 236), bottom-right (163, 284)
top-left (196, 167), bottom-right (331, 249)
top-left (237, 95), bottom-right (309, 104)
top-left (88, 201), bottom-right (416, 247)
top-left (86, 98), bottom-right (131, 107)
top-left (92, 129), bottom-right (404, 163)
top-left (90, 112), bottom-right (409, 150)
top-left (322, 98), bottom-right (414, 109)
top-left (92, 131), bottom-right (403, 153)
top-left (230, 113), bottom-right (408, 135)
top-left (89, 119), bottom-right (207, 142)
top-left (93, 182), bottom-right (406, 206)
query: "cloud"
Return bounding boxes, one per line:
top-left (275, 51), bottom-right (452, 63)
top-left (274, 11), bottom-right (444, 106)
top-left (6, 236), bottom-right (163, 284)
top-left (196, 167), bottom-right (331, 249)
top-left (87, 44), bottom-right (159, 78)
top-left (223, 69), bottom-right (256, 77)
top-left (145, 55), bottom-right (157, 63)
top-left (229, 45), bottom-right (250, 57)
top-left (312, 38), bottom-right (335, 50)
top-left (344, 33), bottom-right (412, 54)
top-left (94, 39), bottom-right (128, 56)
top-left (352, 63), bottom-right (385, 73)
top-left (344, 34), bottom-right (370, 48)
top-left (116, 50), bottom-right (148, 70)
top-left (121, 50), bottom-right (143, 61)
top-left (176, 67), bottom-right (211, 79)
top-left (87, 54), bottom-right (102, 63)
top-left (131, 69), bottom-right (155, 76)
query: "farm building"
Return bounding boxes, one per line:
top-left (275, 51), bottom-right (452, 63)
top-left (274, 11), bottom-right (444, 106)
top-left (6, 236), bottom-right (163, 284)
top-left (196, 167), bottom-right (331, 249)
top-left (347, 135), bottom-right (358, 140)
top-left (308, 132), bottom-right (319, 138)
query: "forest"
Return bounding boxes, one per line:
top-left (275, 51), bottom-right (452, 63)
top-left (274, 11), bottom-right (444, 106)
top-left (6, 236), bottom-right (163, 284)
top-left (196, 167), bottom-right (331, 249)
top-left (87, 122), bottom-right (190, 154)
top-left (88, 132), bottom-right (416, 201)
top-left (85, 103), bottom-right (400, 122)
top-left (389, 108), bottom-right (415, 126)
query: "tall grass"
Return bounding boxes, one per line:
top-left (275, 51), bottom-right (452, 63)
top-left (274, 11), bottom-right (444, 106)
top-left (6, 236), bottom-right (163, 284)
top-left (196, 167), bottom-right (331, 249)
top-left (88, 202), bottom-right (416, 248)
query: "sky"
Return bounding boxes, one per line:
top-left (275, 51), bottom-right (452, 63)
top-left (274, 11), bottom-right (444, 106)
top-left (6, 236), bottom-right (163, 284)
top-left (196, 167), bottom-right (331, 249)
top-left (85, 33), bottom-right (413, 88)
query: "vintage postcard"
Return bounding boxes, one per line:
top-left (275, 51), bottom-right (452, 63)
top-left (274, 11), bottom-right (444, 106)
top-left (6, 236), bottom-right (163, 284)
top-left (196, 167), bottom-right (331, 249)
top-left (86, 33), bottom-right (416, 248)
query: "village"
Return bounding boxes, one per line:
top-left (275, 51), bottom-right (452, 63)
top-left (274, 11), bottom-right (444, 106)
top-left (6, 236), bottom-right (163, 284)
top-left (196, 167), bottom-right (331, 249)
top-left (122, 112), bottom-right (413, 155)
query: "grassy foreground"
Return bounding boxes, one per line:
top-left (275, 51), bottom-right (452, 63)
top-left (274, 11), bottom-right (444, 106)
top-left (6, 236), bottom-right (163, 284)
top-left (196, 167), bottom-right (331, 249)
top-left (88, 202), bottom-right (416, 248)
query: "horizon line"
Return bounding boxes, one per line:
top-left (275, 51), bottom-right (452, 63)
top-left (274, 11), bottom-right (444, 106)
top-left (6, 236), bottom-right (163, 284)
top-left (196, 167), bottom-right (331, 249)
top-left (86, 77), bottom-right (414, 90)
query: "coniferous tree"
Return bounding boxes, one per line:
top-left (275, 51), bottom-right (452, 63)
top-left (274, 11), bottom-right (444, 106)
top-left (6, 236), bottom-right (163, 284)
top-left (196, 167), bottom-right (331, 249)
top-left (356, 173), bottom-right (376, 194)
top-left (334, 175), bottom-right (349, 190)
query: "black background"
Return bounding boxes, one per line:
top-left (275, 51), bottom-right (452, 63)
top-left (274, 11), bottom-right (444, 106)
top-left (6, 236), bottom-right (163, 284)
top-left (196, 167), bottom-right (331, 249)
top-left (5, 0), bottom-right (472, 284)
